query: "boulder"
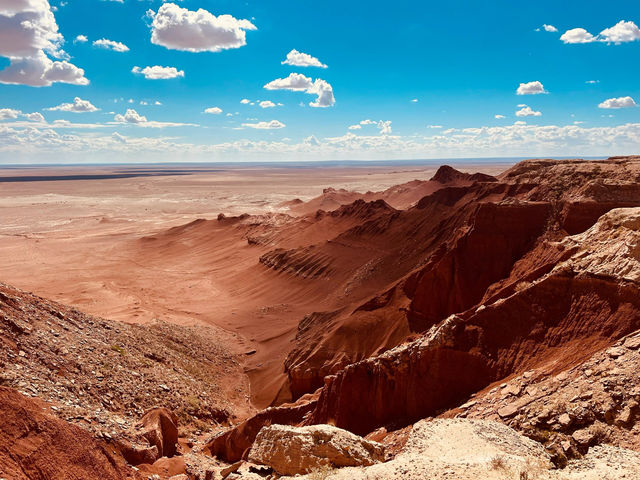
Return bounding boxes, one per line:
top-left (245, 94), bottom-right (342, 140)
top-left (121, 407), bottom-right (179, 465)
top-left (248, 424), bottom-right (384, 476)
top-left (137, 407), bottom-right (179, 458)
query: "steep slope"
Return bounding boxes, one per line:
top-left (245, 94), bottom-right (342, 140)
top-left (0, 281), bottom-right (253, 437)
top-left (0, 387), bottom-right (137, 480)
top-left (308, 207), bottom-right (640, 435)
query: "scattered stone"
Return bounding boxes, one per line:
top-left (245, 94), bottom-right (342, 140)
top-left (572, 428), bottom-right (595, 446)
top-left (607, 347), bottom-right (626, 358)
top-left (558, 413), bottom-right (572, 428)
top-left (497, 404), bottom-right (519, 418)
top-left (624, 336), bottom-right (640, 350)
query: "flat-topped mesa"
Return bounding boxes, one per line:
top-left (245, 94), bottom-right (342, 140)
top-left (430, 165), bottom-right (497, 184)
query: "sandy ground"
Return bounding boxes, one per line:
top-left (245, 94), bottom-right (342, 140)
top-left (0, 161), bottom-right (509, 407)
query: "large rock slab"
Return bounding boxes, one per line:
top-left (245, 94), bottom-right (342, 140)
top-left (248, 424), bottom-right (384, 475)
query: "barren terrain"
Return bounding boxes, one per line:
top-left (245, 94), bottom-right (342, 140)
top-left (0, 161), bottom-right (508, 407)
top-left (5, 157), bottom-right (640, 480)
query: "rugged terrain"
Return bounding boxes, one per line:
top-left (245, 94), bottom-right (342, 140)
top-left (3, 157), bottom-right (640, 478)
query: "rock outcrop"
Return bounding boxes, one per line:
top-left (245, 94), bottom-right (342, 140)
top-left (0, 387), bottom-right (136, 480)
top-left (248, 424), bottom-right (385, 476)
top-left (120, 407), bottom-right (179, 465)
top-left (206, 395), bottom-right (318, 462)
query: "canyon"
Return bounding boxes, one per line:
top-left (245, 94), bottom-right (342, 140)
top-left (2, 157), bottom-right (640, 479)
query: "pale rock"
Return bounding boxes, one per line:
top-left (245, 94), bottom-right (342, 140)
top-left (248, 424), bottom-right (384, 476)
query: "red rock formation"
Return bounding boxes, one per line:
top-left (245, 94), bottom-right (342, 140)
top-left (0, 387), bottom-right (136, 480)
top-left (306, 207), bottom-right (640, 435)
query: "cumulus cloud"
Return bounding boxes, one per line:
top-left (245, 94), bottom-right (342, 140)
top-left (47, 97), bottom-right (98, 113)
top-left (112, 108), bottom-right (197, 128)
top-left (114, 109), bottom-right (147, 124)
top-left (281, 49), bottom-right (327, 68)
top-left (147, 3), bottom-right (256, 52)
top-left (0, 108), bottom-right (20, 120)
top-left (516, 105), bottom-right (542, 117)
top-left (0, 1), bottom-right (88, 86)
top-left (204, 107), bottom-right (222, 114)
top-left (560, 28), bottom-right (595, 44)
top-left (240, 99), bottom-right (250, 104)
top-left (542, 24), bottom-right (558, 32)
top-left (0, 108), bottom-right (46, 123)
top-left (598, 96), bottom-right (637, 109)
top-left (0, 51), bottom-right (88, 86)
top-left (599, 20), bottom-right (640, 44)
top-left (264, 73), bottom-right (335, 107)
top-left (241, 120), bottom-right (285, 129)
top-left (351, 119), bottom-right (392, 135)
top-left (561, 21), bottom-right (640, 44)
top-left (259, 101), bottom-right (276, 108)
top-left (25, 112), bottom-right (44, 122)
top-left (264, 73), bottom-right (313, 91)
top-left (516, 81), bottom-right (547, 95)
top-left (74, 34), bottom-right (87, 43)
top-left (495, 114), bottom-right (506, 119)
top-left (0, 0), bottom-right (63, 58)
top-left (132, 65), bottom-right (184, 79)
top-left (93, 38), bottom-right (129, 52)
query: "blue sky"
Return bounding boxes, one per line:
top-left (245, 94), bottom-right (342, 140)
top-left (1, 0), bottom-right (639, 162)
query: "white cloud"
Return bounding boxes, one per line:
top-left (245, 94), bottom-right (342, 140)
top-left (25, 112), bottom-right (44, 122)
top-left (0, 51), bottom-right (88, 86)
top-left (204, 107), bottom-right (222, 114)
top-left (7, 122), bottom-right (640, 162)
top-left (599, 20), bottom-right (640, 44)
top-left (0, 108), bottom-right (20, 120)
top-left (111, 109), bottom-right (197, 128)
top-left (542, 24), bottom-right (558, 32)
top-left (516, 105), bottom-right (542, 117)
top-left (47, 97), bottom-right (98, 113)
top-left (586, 80), bottom-right (599, 84)
top-left (74, 34), bottom-right (88, 43)
top-left (427, 125), bottom-right (443, 128)
top-left (0, 0), bottom-right (63, 58)
top-left (240, 99), bottom-right (250, 104)
top-left (0, 2), bottom-right (88, 86)
top-left (281, 49), bottom-right (327, 68)
top-left (560, 28), bottom-right (596, 44)
top-left (561, 21), bottom-right (640, 44)
top-left (264, 73), bottom-right (334, 108)
top-left (259, 100), bottom-right (276, 108)
top-left (352, 119), bottom-right (392, 135)
top-left (93, 38), bottom-right (129, 52)
top-left (516, 81), bottom-right (547, 95)
top-left (495, 114), bottom-right (506, 119)
top-left (147, 3), bottom-right (256, 52)
top-left (307, 79), bottom-right (334, 107)
top-left (264, 73), bottom-right (313, 91)
top-left (598, 96), bottom-right (637, 109)
top-left (411, 98), bottom-right (418, 103)
top-left (242, 120), bottom-right (286, 129)
top-left (114, 109), bottom-right (147, 124)
top-left (132, 65), bottom-right (184, 79)
top-left (378, 121), bottom-right (392, 135)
